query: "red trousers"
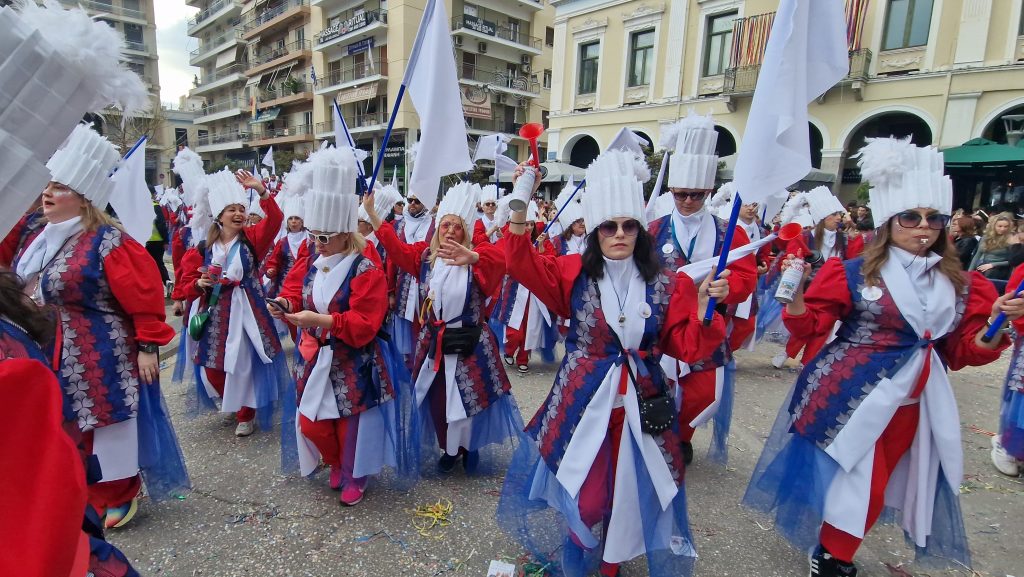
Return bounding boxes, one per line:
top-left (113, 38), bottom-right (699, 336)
top-left (819, 404), bottom-right (920, 563)
top-left (677, 370), bottom-right (717, 443)
top-left (728, 316), bottom-right (756, 352)
top-left (299, 414), bottom-right (365, 487)
top-left (204, 367), bottom-right (256, 422)
top-left (504, 325), bottom-right (531, 365)
top-left (81, 430), bottom-right (143, 515)
top-left (577, 407), bottom-right (626, 528)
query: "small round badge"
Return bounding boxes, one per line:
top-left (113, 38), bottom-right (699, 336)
top-left (661, 243), bottom-right (674, 255)
top-left (639, 302), bottom-right (652, 318)
top-left (860, 286), bottom-right (882, 302)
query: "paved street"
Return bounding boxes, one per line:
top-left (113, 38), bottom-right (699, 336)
top-left (111, 331), bottom-right (1024, 577)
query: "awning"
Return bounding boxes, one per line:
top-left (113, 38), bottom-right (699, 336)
top-left (250, 106), bottom-right (281, 124)
top-left (944, 138), bottom-right (1024, 167)
top-left (245, 74), bottom-right (262, 86)
top-left (215, 48), bottom-right (236, 69)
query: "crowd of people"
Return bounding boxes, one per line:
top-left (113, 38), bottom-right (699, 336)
top-left (6, 109), bottom-right (1024, 577)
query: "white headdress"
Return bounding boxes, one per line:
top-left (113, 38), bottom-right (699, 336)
top-left (247, 194), bottom-right (265, 218)
top-left (206, 169), bottom-right (249, 219)
top-left (304, 146), bottom-right (360, 233)
top-left (805, 186), bottom-right (846, 223)
top-left (707, 182), bottom-right (737, 220)
top-left (780, 192), bottom-right (814, 228)
top-left (436, 181), bottom-right (481, 229)
top-left (172, 147), bottom-right (207, 208)
top-left (663, 110), bottom-right (718, 190)
top-left (358, 179), bottom-right (403, 223)
top-left (855, 137), bottom-right (951, 226)
top-left (46, 123), bottom-right (121, 209)
top-left (582, 149), bottom-right (646, 233)
top-left (554, 177), bottom-right (584, 229)
top-left (480, 184), bottom-right (499, 204)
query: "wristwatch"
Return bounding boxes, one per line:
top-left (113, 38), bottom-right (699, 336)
top-left (137, 341), bottom-right (160, 354)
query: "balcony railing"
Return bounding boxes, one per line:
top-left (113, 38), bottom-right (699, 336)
top-left (315, 111), bottom-right (389, 134)
top-left (197, 97), bottom-right (244, 117)
top-left (316, 9), bottom-right (387, 45)
top-left (238, 0), bottom-right (309, 35)
top-left (251, 39), bottom-right (311, 68)
top-left (124, 40), bottom-right (148, 52)
top-left (260, 81), bottom-right (312, 101)
top-left (187, 0), bottom-right (239, 29)
top-left (460, 64), bottom-right (539, 94)
top-left (189, 29), bottom-right (242, 59)
top-left (322, 53), bottom-right (388, 88)
top-left (467, 116), bottom-right (520, 134)
top-left (59, 0), bottom-right (145, 20)
top-left (451, 16), bottom-right (542, 50)
top-left (196, 130), bottom-right (249, 146)
top-left (194, 64), bottom-right (247, 89)
top-left (249, 124), bottom-right (314, 141)
top-left (723, 48), bottom-right (873, 96)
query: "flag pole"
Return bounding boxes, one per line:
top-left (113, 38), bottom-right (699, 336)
top-left (539, 178), bottom-right (585, 238)
top-left (366, 83), bottom-right (406, 194)
top-left (702, 192), bottom-right (741, 326)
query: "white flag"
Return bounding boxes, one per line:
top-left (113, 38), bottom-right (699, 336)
top-left (608, 127), bottom-right (650, 156)
top-left (473, 133), bottom-right (509, 163)
top-left (732, 0), bottom-right (847, 205)
top-left (403, 0), bottom-right (472, 208)
top-left (680, 234), bottom-right (778, 283)
top-left (108, 137), bottom-right (154, 245)
top-left (261, 146), bottom-right (276, 175)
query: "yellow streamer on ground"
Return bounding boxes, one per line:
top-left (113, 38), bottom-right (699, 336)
top-left (411, 498), bottom-right (453, 538)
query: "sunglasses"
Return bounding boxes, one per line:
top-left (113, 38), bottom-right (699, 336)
top-left (597, 219), bottom-right (641, 237)
top-left (407, 198), bottom-right (422, 205)
top-left (896, 211), bottom-right (951, 230)
top-left (671, 191), bottom-right (708, 201)
top-left (483, 202), bottom-right (497, 207)
top-left (439, 221), bottom-right (463, 232)
top-left (307, 231), bottom-right (343, 244)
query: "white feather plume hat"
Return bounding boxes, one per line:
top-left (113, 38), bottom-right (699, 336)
top-left (45, 123), bottom-right (121, 209)
top-left (436, 181), bottom-right (482, 230)
top-left (304, 146), bottom-right (360, 233)
top-left (805, 186), bottom-right (846, 223)
top-left (172, 147), bottom-right (207, 207)
top-left (855, 137), bottom-right (951, 226)
top-left (707, 182), bottom-right (737, 220)
top-left (554, 177), bottom-right (584, 229)
top-left (780, 192), bottom-right (814, 228)
top-left (582, 149), bottom-right (646, 234)
top-left (663, 110), bottom-right (719, 190)
top-left (206, 169), bottom-right (249, 219)
top-left (480, 184), bottom-right (499, 204)
top-left (358, 179), bottom-right (403, 223)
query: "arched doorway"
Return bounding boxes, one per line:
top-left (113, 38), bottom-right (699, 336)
top-left (714, 126), bottom-right (737, 157)
top-left (633, 130), bottom-right (654, 152)
top-left (568, 134), bottom-right (600, 168)
top-left (809, 122), bottom-right (824, 169)
top-left (840, 112), bottom-right (933, 198)
top-left (981, 104), bottom-right (1024, 145)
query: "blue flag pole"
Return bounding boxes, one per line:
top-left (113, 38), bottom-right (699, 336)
top-left (982, 277), bottom-right (1024, 343)
top-left (366, 83), bottom-right (406, 195)
top-left (109, 136), bottom-right (147, 177)
top-left (540, 178), bottom-right (586, 238)
top-left (702, 192), bottom-right (742, 326)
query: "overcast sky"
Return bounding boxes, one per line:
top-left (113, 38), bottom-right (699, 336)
top-left (155, 0), bottom-right (199, 106)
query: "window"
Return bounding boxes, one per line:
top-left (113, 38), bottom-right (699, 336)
top-left (577, 41), bottom-right (599, 94)
top-left (704, 13), bottom-right (736, 76)
top-left (543, 69), bottom-right (552, 89)
top-left (1019, 6), bottom-right (1024, 35)
top-left (628, 29), bottom-right (655, 87)
top-left (541, 110), bottom-right (549, 129)
top-left (882, 0), bottom-right (934, 50)
top-left (124, 23), bottom-right (143, 43)
top-left (294, 27), bottom-right (304, 44)
top-left (175, 128), bottom-right (189, 147)
top-left (462, 51), bottom-right (476, 79)
top-left (545, 26), bottom-right (555, 47)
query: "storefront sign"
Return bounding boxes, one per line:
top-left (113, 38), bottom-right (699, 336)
top-left (462, 14), bottom-right (496, 36)
top-left (317, 11), bottom-right (368, 44)
top-left (460, 85), bottom-right (492, 120)
top-left (336, 82), bottom-right (379, 105)
top-left (347, 37), bottom-right (375, 55)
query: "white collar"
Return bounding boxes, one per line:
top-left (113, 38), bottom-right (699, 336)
top-left (821, 228), bottom-right (837, 248)
top-left (890, 246), bottom-right (942, 281)
top-left (674, 208), bottom-right (707, 230)
top-left (16, 216), bottom-right (84, 280)
top-left (602, 256), bottom-right (636, 297)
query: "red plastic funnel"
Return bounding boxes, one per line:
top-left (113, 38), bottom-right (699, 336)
top-left (519, 122), bottom-right (545, 169)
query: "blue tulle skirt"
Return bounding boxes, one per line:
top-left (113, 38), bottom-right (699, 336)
top-left (497, 431), bottom-right (696, 577)
top-left (743, 382), bottom-right (971, 568)
top-left (137, 377), bottom-right (190, 500)
top-left (390, 316), bottom-right (416, 360)
top-left (999, 343), bottom-right (1024, 458)
top-left (171, 324), bottom-right (189, 384)
top-left (755, 276), bottom-right (788, 344)
top-left (414, 389), bottom-right (523, 477)
top-left (706, 360), bottom-right (737, 464)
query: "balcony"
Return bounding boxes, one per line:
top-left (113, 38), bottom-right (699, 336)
top-left (314, 111), bottom-right (389, 137)
top-left (58, 0), bottom-right (146, 23)
top-left (248, 124), bottom-right (314, 146)
top-left (721, 49), bottom-right (874, 99)
top-left (315, 51), bottom-right (388, 95)
top-left (191, 64), bottom-right (248, 95)
top-left (189, 29), bottom-right (243, 65)
top-left (194, 97), bottom-right (246, 124)
top-left (239, 0), bottom-right (310, 40)
top-left (196, 129), bottom-right (249, 153)
top-left (246, 39), bottom-right (312, 77)
top-left (459, 64), bottom-right (539, 97)
top-left (258, 81), bottom-right (314, 108)
top-left (451, 15), bottom-right (542, 54)
top-left (187, 0), bottom-right (243, 35)
top-left (316, 9), bottom-right (387, 52)
top-left (466, 116), bottom-right (520, 135)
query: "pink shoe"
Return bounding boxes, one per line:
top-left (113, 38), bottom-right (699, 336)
top-left (340, 484), bottom-right (364, 506)
top-left (329, 466), bottom-right (342, 491)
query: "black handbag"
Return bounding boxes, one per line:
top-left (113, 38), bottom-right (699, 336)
top-left (439, 325), bottom-right (483, 356)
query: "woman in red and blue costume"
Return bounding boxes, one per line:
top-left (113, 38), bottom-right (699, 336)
top-left (497, 159), bottom-right (730, 577)
top-left (991, 263), bottom-right (1024, 477)
top-left (362, 184), bottom-right (521, 476)
top-left (173, 170), bottom-right (293, 446)
top-left (744, 204), bottom-right (1022, 576)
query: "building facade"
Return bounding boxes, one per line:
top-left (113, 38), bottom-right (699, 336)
top-left (158, 97), bottom-right (209, 183)
top-left (547, 0), bottom-right (1024, 205)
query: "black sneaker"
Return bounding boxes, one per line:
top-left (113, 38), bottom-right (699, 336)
top-left (462, 450), bottom-right (480, 474)
top-left (681, 441), bottom-right (693, 465)
top-left (438, 453), bottom-right (458, 474)
top-left (808, 545), bottom-right (858, 577)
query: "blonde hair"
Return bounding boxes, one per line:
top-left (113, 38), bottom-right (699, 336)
top-left (428, 215), bottom-right (471, 266)
top-left (81, 198), bottom-right (119, 232)
top-left (981, 212), bottom-right (1015, 252)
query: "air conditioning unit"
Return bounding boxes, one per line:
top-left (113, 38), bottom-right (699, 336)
top-left (494, 93), bottom-right (507, 104)
top-left (520, 54), bottom-right (531, 65)
top-left (521, 63), bottom-right (531, 74)
top-left (453, 36), bottom-right (463, 47)
top-left (478, 41), bottom-right (487, 54)
top-left (515, 97), bottom-right (527, 107)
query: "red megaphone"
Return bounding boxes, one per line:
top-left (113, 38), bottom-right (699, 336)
top-left (519, 122), bottom-right (545, 172)
top-left (777, 222), bottom-right (822, 263)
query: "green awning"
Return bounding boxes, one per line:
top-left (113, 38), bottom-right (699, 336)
top-left (250, 106), bottom-right (281, 124)
top-left (943, 138), bottom-right (1024, 166)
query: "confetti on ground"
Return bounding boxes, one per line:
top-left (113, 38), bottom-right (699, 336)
top-left (354, 529), bottom-right (410, 551)
top-left (411, 499), bottom-right (454, 538)
top-left (883, 562), bottom-right (913, 577)
top-left (969, 425), bottom-right (996, 437)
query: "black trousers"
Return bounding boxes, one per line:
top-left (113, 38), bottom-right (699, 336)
top-left (145, 241), bottom-right (170, 284)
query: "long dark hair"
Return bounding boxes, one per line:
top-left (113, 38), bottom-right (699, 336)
top-left (0, 272), bottom-right (54, 345)
top-left (581, 225), bottom-right (660, 283)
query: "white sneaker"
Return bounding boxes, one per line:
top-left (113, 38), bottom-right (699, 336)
top-left (991, 435), bottom-right (1020, 476)
top-left (235, 420), bottom-right (256, 437)
top-left (772, 352), bottom-right (789, 369)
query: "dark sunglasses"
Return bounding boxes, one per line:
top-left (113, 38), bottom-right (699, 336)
top-left (407, 198), bottom-right (422, 205)
top-left (307, 231), bottom-right (343, 244)
top-left (597, 219), bottom-right (641, 237)
top-left (896, 211), bottom-right (950, 230)
top-left (672, 191), bottom-right (707, 201)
